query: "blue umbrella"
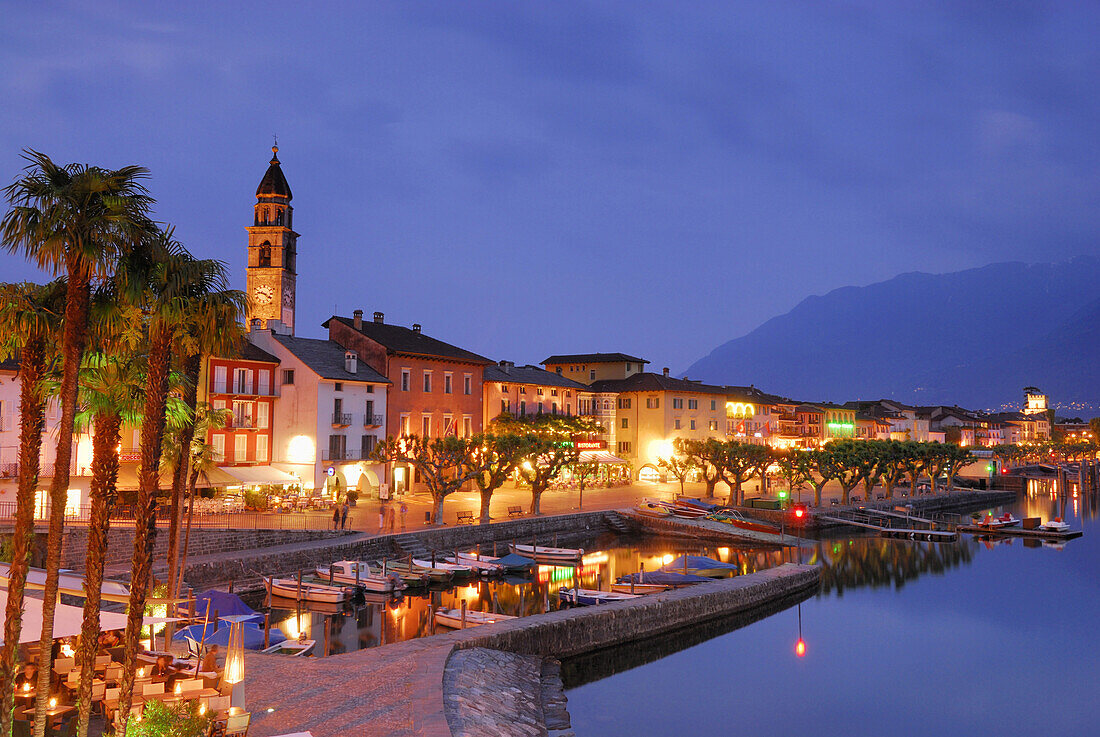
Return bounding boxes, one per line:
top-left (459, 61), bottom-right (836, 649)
top-left (174, 621), bottom-right (286, 649)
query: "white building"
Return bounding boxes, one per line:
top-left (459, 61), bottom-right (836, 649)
top-left (248, 325), bottom-right (391, 499)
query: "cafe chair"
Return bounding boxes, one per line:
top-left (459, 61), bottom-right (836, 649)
top-left (179, 678), bottom-right (203, 693)
top-left (12, 720), bottom-right (31, 737)
top-left (142, 682), bottom-right (165, 697)
top-left (223, 712), bottom-right (250, 737)
top-left (52, 658), bottom-right (75, 676)
top-left (94, 654), bottom-right (112, 668)
top-left (104, 664), bottom-right (122, 684)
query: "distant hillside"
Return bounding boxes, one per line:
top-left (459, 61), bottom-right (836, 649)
top-left (682, 257), bottom-right (1100, 411)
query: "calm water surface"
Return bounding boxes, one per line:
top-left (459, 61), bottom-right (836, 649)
top-left (565, 488), bottom-right (1100, 737)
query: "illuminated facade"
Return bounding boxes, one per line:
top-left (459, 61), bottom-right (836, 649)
top-left (245, 146), bottom-right (297, 335)
top-left (542, 353), bottom-right (648, 385)
top-left (202, 342), bottom-right (280, 468)
top-left (1022, 386), bottom-right (1048, 416)
top-left (483, 362), bottom-right (590, 428)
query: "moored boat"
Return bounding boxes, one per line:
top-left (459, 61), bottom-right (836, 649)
top-left (264, 576), bottom-right (348, 604)
top-left (634, 499), bottom-right (673, 518)
top-left (412, 558), bottom-right (475, 578)
top-left (616, 570), bottom-right (712, 587)
top-left (661, 555), bottom-right (740, 578)
top-left (667, 501), bottom-right (710, 519)
top-left (975, 513), bottom-right (1020, 529)
top-left (1039, 517), bottom-right (1071, 532)
top-left (509, 543), bottom-right (582, 565)
top-left (369, 560), bottom-right (453, 584)
top-left (558, 587), bottom-right (639, 606)
top-left (261, 638), bottom-right (316, 656)
top-left (444, 552), bottom-right (505, 575)
top-left (609, 582), bottom-right (669, 595)
top-left (706, 509), bottom-right (781, 534)
top-left (434, 608), bottom-right (517, 629)
top-left (314, 561), bottom-right (405, 592)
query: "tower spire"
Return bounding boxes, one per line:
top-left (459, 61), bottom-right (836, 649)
top-left (272, 135), bottom-right (279, 163)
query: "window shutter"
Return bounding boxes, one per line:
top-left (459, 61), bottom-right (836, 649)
top-left (257, 402), bottom-right (269, 429)
top-left (258, 370), bottom-right (270, 396)
top-left (214, 366), bottom-right (227, 393)
top-left (256, 434), bottom-right (268, 463)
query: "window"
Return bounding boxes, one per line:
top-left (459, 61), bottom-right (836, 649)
top-left (617, 441), bottom-right (632, 453)
top-left (501, 384), bottom-right (509, 392)
top-left (462, 416), bottom-right (473, 437)
top-left (555, 367), bottom-right (562, 375)
top-left (520, 401), bottom-right (527, 416)
top-left (690, 420), bottom-right (696, 430)
top-left (282, 369), bottom-right (294, 386)
top-left (501, 399), bottom-right (510, 413)
top-left (256, 434), bottom-right (268, 463)
top-left (328, 434), bottom-right (346, 461)
top-left (463, 374), bottom-right (472, 395)
top-left (401, 369), bottom-right (410, 391)
top-left (366, 384), bottom-right (374, 393)
top-left (551, 388), bottom-right (558, 396)
top-left (589, 370), bottom-right (596, 381)
top-left (621, 418), bottom-right (629, 429)
top-left (618, 397), bottom-right (632, 409)
top-left (709, 421), bottom-right (719, 431)
top-left (551, 402), bottom-right (558, 414)
top-left (444, 372), bottom-right (453, 394)
top-left (519, 387), bottom-right (527, 394)
top-left (537, 388), bottom-right (544, 396)
top-left (422, 415), bottom-right (431, 437)
top-left (361, 434), bottom-right (376, 456)
top-left (710, 400), bottom-right (716, 410)
top-left (233, 368), bottom-right (253, 394)
top-left (688, 399), bottom-right (698, 410)
top-left (400, 414), bottom-right (410, 435)
top-left (365, 400), bottom-right (374, 421)
top-left (626, 363), bottom-right (632, 371)
top-left (334, 382), bottom-right (343, 392)
top-left (674, 419), bottom-right (681, 429)
top-left (234, 434), bottom-right (248, 462)
top-left (257, 402), bottom-right (269, 429)
top-left (212, 434), bottom-right (224, 462)
top-left (443, 414), bottom-right (453, 435)
top-left (646, 397), bottom-right (659, 409)
top-left (232, 401), bottom-right (252, 429)
top-left (214, 366), bottom-right (227, 393)
top-left (423, 371), bottom-right (432, 393)
top-left (672, 398), bottom-right (683, 409)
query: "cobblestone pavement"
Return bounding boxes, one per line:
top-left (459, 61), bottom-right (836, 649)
top-left (444, 648), bottom-right (549, 737)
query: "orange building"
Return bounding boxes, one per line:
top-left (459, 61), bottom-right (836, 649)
top-left (203, 342), bottom-right (281, 469)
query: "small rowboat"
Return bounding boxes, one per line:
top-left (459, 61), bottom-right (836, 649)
top-left (634, 499), bottom-right (673, 518)
top-left (264, 576), bottom-right (347, 604)
top-left (706, 509), bottom-right (780, 534)
top-left (975, 513), bottom-right (1020, 529)
top-left (314, 562), bottom-right (405, 592)
top-left (609, 582), bottom-right (669, 595)
top-left (261, 638), bottom-right (315, 657)
top-left (444, 553), bottom-right (504, 575)
top-left (1039, 517), bottom-right (1071, 532)
top-left (668, 501), bottom-right (710, 519)
top-left (412, 559), bottom-right (475, 578)
top-left (434, 608), bottom-right (517, 629)
top-left (558, 588), bottom-right (639, 606)
top-left (661, 555), bottom-right (740, 578)
top-left (369, 561), bottom-right (453, 584)
top-left (509, 543), bottom-right (582, 565)
top-left (616, 570), bottom-right (711, 587)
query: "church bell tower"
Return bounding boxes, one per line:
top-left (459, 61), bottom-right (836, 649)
top-left (246, 144), bottom-right (298, 335)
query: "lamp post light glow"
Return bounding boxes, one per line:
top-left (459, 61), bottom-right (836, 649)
top-left (221, 614), bottom-right (254, 709)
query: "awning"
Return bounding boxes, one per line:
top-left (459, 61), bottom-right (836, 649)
top-left (220, 465), bottom-right (299, 486)
top-left (578, 450), bottom-right (629, 465)
top-left (115, 464), bottom-right (238, 490)
top-left (0, 563), bottom-right (130, 604)
top-left (0, 590), bottom-right (128, 645)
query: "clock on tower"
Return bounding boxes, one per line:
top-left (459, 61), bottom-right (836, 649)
top-left (245, 145), bottom-right (298, 335)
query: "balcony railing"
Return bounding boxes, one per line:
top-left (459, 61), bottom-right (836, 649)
top-left (215, 450), bottom-right (263, 465)
top-left (363, 414), bottom-right (383, 428)
top-left (322, 448), bottom-right (374, 462)
top-left (332, 412), bottom-right (352, 427)
top-left (228, 416), bottom-right (255, 430)
top-left (211, 385), bottom-right (278, 397)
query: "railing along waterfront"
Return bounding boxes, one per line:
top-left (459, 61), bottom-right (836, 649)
top-left (0, 500), bottom-right (345, 531)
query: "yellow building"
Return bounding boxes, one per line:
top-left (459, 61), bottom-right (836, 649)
top-left (590, 369), bottom-right (727, 479)
top-left (542, 352), bottom-right (647, 385)
top-left (482, 361), bottom-right (591, 428)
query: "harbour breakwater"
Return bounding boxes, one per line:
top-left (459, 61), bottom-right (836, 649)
top-left (244, 562), bottom-right (821, 737)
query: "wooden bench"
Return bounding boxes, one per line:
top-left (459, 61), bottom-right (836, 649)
top-left (507, 505), bottom-right (524, 519)
top-left (456, 510), bottom-right (475, 525)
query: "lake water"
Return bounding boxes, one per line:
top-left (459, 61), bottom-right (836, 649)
top-left (564, 487), bottom-right (1100, 737)
top-left (258, 533), bottom-right (790, 655)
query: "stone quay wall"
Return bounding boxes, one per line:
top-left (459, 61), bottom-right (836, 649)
top-left (741, 489), bottom-right (1018, 529)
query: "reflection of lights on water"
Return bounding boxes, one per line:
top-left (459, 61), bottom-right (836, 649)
top-left (581, 551), bottom-right (608, 566)
top-left (281, 613), bottom-right (310, 639)
top-left (661, 553), bottom-right (675, 565)
top-left (717, 547), bottom-right (730, 558)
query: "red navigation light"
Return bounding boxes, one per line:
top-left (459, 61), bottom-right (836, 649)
top-left (792, 503), bottom-right (808, 520)
top-left (795, 638), bottom-right (806, 657)
top-left (794, 508), bottom-right (805, 518)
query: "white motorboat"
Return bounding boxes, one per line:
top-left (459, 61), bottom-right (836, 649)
top-left (261, 638), bottom-right (316, 656)
top-left (264, 576), bottom-right (347, 604)
top-left (609, 582), bottom-right (669, 595)
top-left (444, 553), bottom-right (504, 575)
top-left (1039, 517), bottom-right (1071, 532)
top-left (412, 558), bottom-right (475, 577)
top-left (315, 561), bottom-right (405, 592)
top-left (975, 513), bottom-right (1020, 529)
top-left (509, 543), bottom-right (582, 565)
top-left (434, 608), bottom-right (517, 629)
top-left (558, 588), bottom-right (639, 606)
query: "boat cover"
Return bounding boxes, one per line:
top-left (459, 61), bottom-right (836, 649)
top-left (492, 553), bottom-right (536, 569)
top-left (676, 498), bottom-right (721, 510)
top-left (184, 590), bottom-right (262, 622)
top-left (616, 570), bottom-right (711, 585)
top-left (661, 555), bottom-right (740, 573)
top-left (174, 621), bottom-right (286, 649)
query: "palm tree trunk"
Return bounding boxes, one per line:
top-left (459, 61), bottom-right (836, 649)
top-left (177, 467), bottom-right (201, 596)
top-left (33, 270), bottom-right (90, 737)
top-left (166, 353), bottom-right (201, 604)
top-left (117, 328), bottom-right (172, 733)
top-left (75, 411), bottom-right (120, 737)
top-left (0, 339), bottom-right (47, 736)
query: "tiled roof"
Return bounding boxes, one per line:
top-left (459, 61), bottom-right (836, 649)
top-left (272, 334), bottom-right (390, 383)
top-left (256, 151), bottom-right (292, 199)
top-left (484, 364), bottom-right (589, 390)
top-left (214, 339), bottom-right (279, 365)
top-left (541, 352), bottom-right (648, 365)
top-left (324, 316), bottom-right (492, 365)
top-left (589, 373), bottom-right (729, 395)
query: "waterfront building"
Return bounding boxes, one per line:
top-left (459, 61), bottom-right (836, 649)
top-left (817, 402), bottom-right (857, 440)
top-left (855, 412), bottom-right (892, 440)
top-left (724, 386), bottom-right (778, 444)
top-left (795, 404), bottom-right (825, 447)
top-left (589, 369), bottom-right (728, 479)
top-left (542, 352), bottom-right (647, 385)
top-left (482, 361), bottom-right (590, 426)
top-left (248, 325), bottom-right (390, 498)
top-left (1022, 386), bottom-right (1048, 416)
top-left (324, 310), bottom-right (491, 494)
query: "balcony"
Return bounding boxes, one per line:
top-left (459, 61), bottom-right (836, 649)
top-left (228, 416), bottom-right (255, 430)
top-left (215, 450), bottom-right (261, 465)
top-left (363, 414), bottom-right (383, 428)
top-left (0, 461), bottom-right (17, 479)
top-left (211, 385), bottom-right (278, 398)
top-left (331, 412), bottom-right (352, 428)
top-left (322, 448), bottom-right (373, 462)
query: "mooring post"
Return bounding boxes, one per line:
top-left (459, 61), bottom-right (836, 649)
top-left (461, 599), bottom-right (467, 630)
top-left (297, 570), bottom-right (303, 601)
top-left (263, 613), bottom-right (270, 650)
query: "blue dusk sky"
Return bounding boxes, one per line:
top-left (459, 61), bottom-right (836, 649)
top-left (1, 2), bottom-right (1098, 372)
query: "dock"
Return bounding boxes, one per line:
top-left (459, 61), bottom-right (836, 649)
top-left (816, 508), bottom-right (959, 542)
top-left (957, 525), bottom-right (1083, 542)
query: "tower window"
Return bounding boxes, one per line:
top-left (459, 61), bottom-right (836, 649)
top-left (259, 243), bottom-right (272, 267)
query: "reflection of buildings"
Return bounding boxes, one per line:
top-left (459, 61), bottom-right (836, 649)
top-left (812, 536), bottom-right (976, 594)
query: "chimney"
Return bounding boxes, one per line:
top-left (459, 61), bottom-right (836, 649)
top-left (499, 360), bottom-right (513, 374)
top-left (353, 309), bottom-right (363, 329)
top-left (663, 367), bottom-right (670, 377)
top-left (373, 311), bottom-right (384, 324)
top-left (412, 323), bottom-right (421, 334)
top-left (345, 350), bottom-right (358, 374)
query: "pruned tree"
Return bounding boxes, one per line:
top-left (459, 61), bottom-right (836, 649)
top-left (773, 448), bottom-right (813, 504)
top-left (518, 437), bottom-right (580, 515)
top-left (678, 438), bottom-right (725, 498)
top-left (464, 432), bottom-right (531, 524)
top-left (373, 434), bottom-right (481, 524)
top-left (661, 439), bottom-right (699, 496)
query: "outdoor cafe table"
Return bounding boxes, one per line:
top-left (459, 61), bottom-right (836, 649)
top-left (20, 703), bottom-right (74, 727)
top-left (103, 687), bottom-right (221, 712)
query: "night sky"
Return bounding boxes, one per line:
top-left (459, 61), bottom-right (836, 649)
top-left (2, 2), bottom-right (1098, 372)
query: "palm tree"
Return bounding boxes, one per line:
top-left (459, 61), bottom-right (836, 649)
top-left (173, 404), bottom-right (230, 599)
top-left (71, 344), bottom-right (144, 737)
top-left (2, 150), bottom-right (153, 735)
top-left (0, 280), bottom-right (63, 735)
top-left (114, 233), bottom-right (238, 731)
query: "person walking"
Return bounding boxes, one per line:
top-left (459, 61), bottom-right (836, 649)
top-left (378, 502), bottom-right (385, 533)
top-left (340, 500), bottom-right (350, 530)
top-left (386, 503), bottom-right (396, 533)
top-left (399, 501), bottom-right (408, 531)
top-left (332, 501), bottom-right (340, 531)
